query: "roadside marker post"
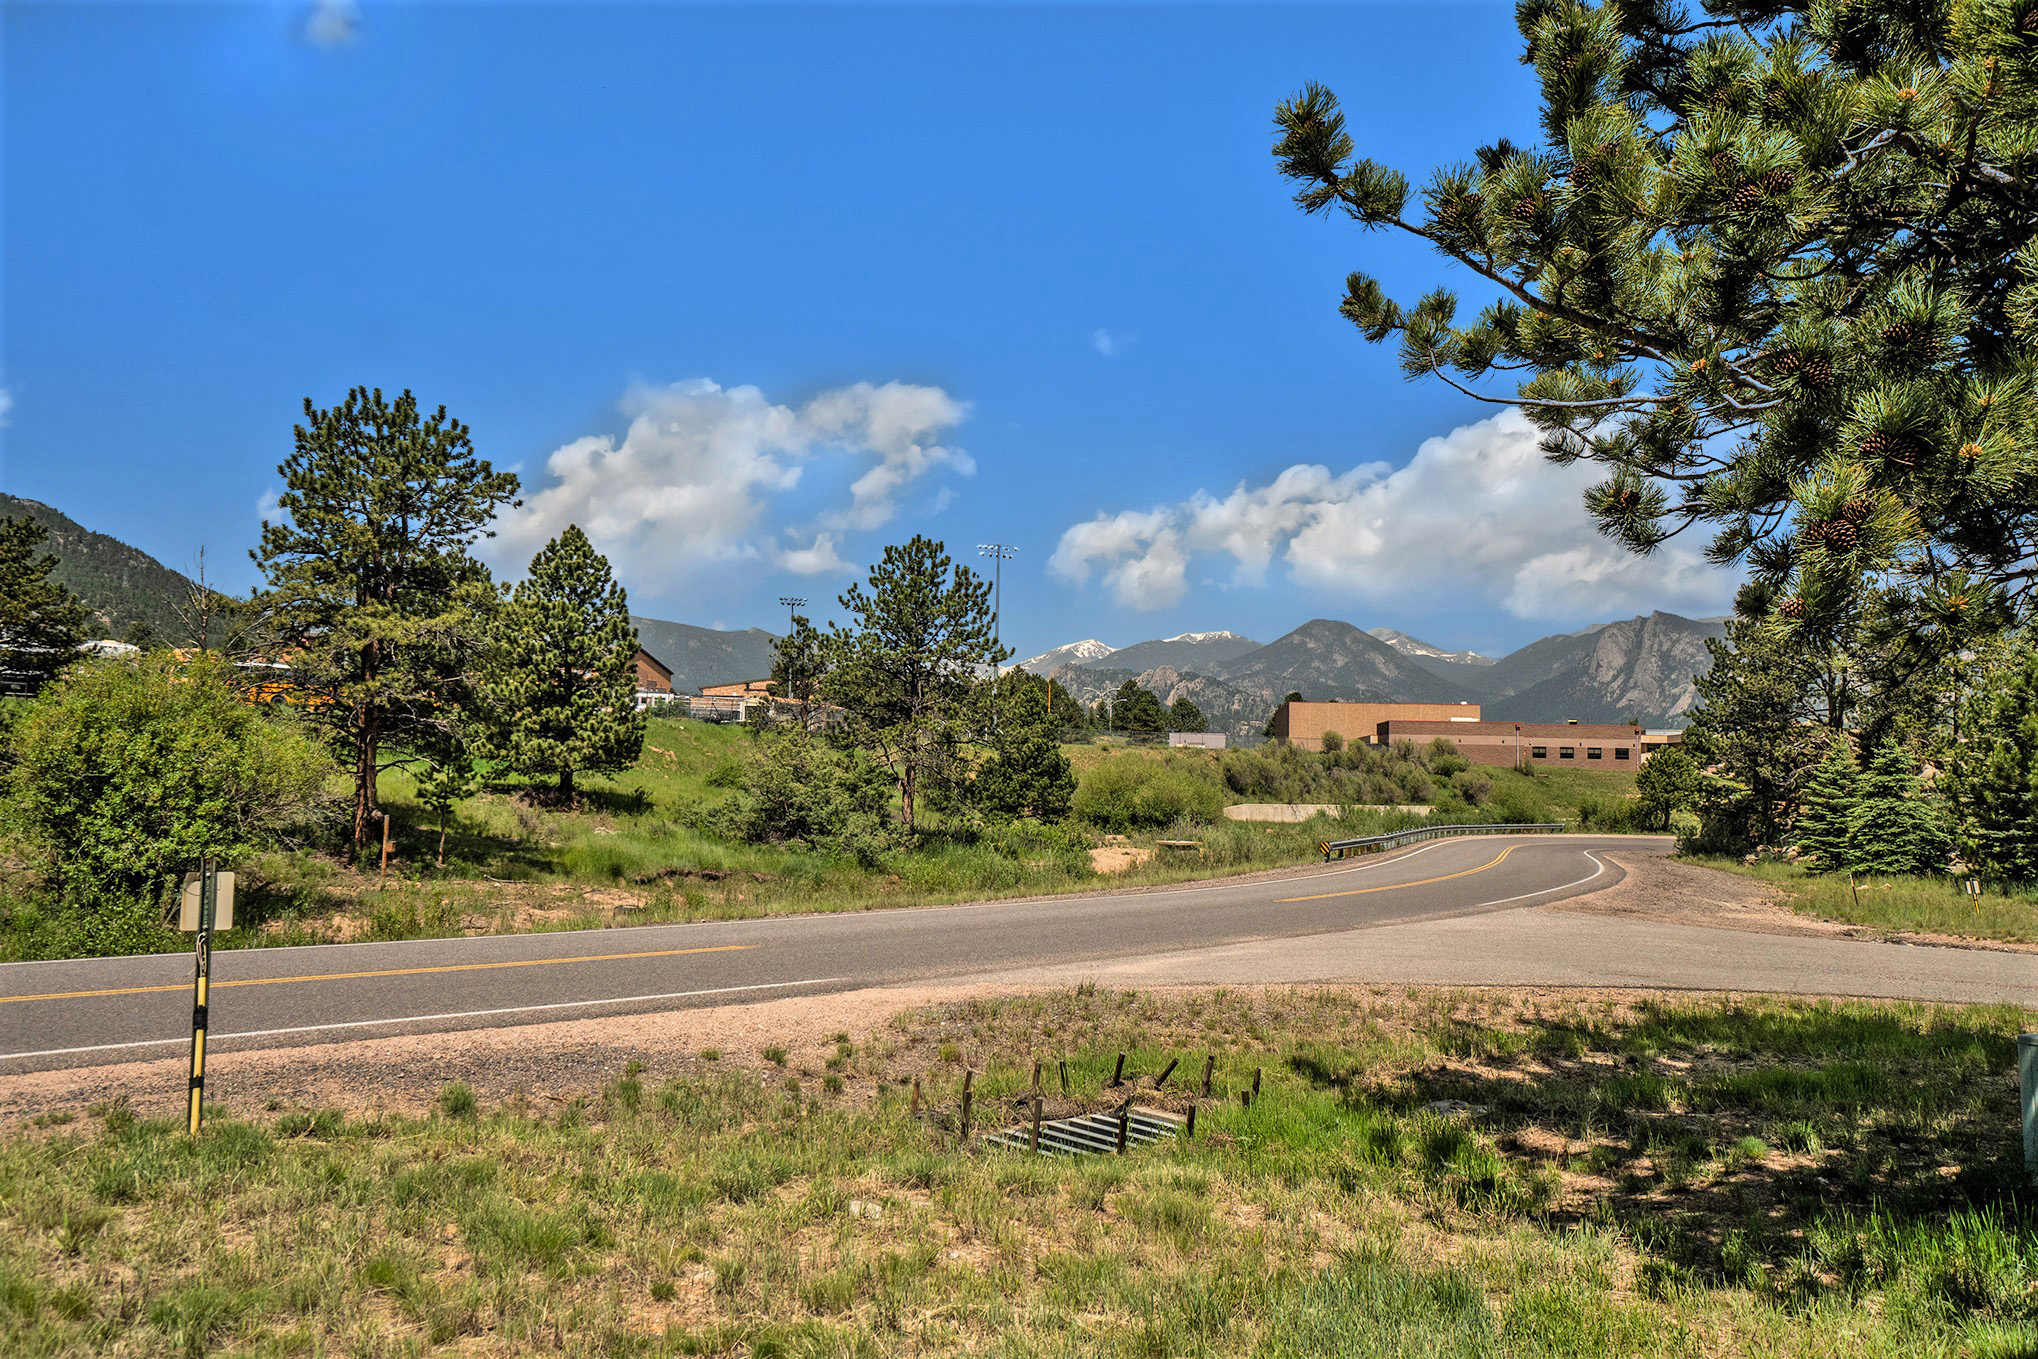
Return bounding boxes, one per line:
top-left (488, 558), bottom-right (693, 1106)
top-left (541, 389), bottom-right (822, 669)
top-left (178, 861), bottom-right (235, 1138)
top-left (2020, 1034), bottom-right (2037, 1183)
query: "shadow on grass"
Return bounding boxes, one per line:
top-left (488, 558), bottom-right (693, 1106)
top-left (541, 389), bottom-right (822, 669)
top-left (1288, 999), bottom-right (2034, 1301)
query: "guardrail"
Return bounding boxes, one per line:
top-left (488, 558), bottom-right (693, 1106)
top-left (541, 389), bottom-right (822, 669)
top-left (1317, 822), bottom-right (1567, 862)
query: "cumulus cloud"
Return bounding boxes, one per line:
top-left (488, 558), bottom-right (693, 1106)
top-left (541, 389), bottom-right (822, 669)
top-left (494, 377), bottom-right (971, 584)
top-left (1091, 328), bottom-right (1128, 358)
top-left (0, 387), bottom-right (12, 428)
top-left (1051, 409), bottom-right (1739, 620)
top-left (302, 0), bottom-right (359, 47)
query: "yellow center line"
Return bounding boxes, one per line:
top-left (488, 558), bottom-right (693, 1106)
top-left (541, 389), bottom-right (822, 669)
top-left (0, 943), bottom-right (757, 1006)
top-left (1277, 846), bottom-right (1516, 903)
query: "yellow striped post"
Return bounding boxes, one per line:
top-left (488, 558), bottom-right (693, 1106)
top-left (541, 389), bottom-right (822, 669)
top-left (186, 860), bottom-right (217, 1137)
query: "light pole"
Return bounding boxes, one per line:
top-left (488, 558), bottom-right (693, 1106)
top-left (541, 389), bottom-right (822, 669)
top-left (977, 544), bottom-right (1015, 656)
top-left (777, 596), bottom-right (806, 634)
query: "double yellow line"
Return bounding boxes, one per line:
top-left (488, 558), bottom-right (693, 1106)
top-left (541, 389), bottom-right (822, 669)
top-left (1276, 846), bottom-right (1515, 903)
top-left (1, 943), bottom-right (755, 1007)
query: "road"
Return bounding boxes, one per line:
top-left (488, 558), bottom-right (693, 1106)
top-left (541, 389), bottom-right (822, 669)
top-left (1, 833), bottom-right (1628, 1073)
top-left (5, 832), bottom-right (2030, 1080)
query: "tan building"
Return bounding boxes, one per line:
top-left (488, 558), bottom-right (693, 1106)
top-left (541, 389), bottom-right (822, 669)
top-left (633, 648), bottom-right (673, 694)
top-left (1381, 719), bottom-right (1645, 770)
top-left (1271, 699), bottom-right (1483, 751)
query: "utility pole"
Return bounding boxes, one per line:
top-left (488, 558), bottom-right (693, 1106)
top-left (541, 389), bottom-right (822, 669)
top-left (976, 545), bottom-right (1015, 656)
top-left (777, 596), bottom-right (806, 634)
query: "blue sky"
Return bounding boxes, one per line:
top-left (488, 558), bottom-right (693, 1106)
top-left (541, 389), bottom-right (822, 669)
top-left (2, 1), bottom-right (1741, 661)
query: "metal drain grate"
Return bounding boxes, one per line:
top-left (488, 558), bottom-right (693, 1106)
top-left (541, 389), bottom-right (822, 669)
top-left (982, 1106), bottom-right (1183, 1157)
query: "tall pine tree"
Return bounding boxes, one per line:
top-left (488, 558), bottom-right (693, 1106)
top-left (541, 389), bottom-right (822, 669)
top-left (256, 388), bottom-right (519, 846)
top-left (1848, 739), bottom-right (1948, 877)
top-left (0, 516), bottom-right (87, 692)
top-left (1792, 738), bottom-right (1860, 872)
top-left (822, 536), bottom-right (1005, 834)
top-left (483, 525), bottom-right (644, 800)
top-left (1950, 636), bottom-right (2038, 881)
top-left (1275, 3), bottom-right (2038, 647)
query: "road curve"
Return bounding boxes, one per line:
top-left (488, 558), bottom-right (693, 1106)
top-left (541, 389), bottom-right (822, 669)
top-left (0, 834), bottom-right (1639, 1074)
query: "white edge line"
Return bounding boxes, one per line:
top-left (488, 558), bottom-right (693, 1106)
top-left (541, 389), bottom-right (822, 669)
top-left (0, 976), bottom-right (849, 1064)
top-left (1475, 852), bottom-right (1606, 909)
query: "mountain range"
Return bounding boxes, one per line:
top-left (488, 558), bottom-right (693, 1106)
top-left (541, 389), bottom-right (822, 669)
top-left (1019, 613), bottom-right (1727, 734)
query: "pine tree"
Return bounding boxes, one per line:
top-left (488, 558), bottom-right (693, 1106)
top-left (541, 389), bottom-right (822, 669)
top-left (0, 516), bottom-right (87, 691)
top-left (1168, 696), bottom-right (1207, 733)
top-left (483, 525), bottom-right (644, 800)
top-left (1791, 739), bottom-right (1859, 872)
top-left (416, 743), bottom-right (478, 869)
top-left (821, 536), bottom-right (1006, 834)
top-left (1635, 744), bottom-right (1700, 833)
top-left (977, 679), bottom-right (1076, 822)
top-left (771, 613), bottom-right (825, 708)
top-left (1276, 5), bottom-right (2038, 643)
top-left (1950, 637), bottom-right (2038, 881)
top-left (256, 388), bottom-right (519, 846)
top-left (1683, 609), bottom-right (1836, 851)
top-left (1112, 680), bottom-right (1168, 734)
top-left (1848, 739), bottom-right (1948, 877)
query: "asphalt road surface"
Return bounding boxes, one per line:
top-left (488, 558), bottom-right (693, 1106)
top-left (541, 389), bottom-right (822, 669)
top-left (2, 833), bottom-right (1635, 1074)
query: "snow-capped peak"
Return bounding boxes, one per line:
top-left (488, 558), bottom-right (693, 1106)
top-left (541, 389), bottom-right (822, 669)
top-left (1163, 630), bottom-right (1248, 644)
top-left (1008, 638), bottom-right (1118, 672)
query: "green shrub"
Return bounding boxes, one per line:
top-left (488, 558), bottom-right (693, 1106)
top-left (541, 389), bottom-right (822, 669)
top-left (1071, 756), bottom-right (1225, 830)
top-left (2, 654), bottom-right (339, 954)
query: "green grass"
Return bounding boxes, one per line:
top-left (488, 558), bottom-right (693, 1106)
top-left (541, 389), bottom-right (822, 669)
top-left (1684, 856), bottom-right (2038, 945)
top-left (2, 988), bottom-right (2031, 1356)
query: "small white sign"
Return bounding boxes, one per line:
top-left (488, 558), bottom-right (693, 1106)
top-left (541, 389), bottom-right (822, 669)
top-left (177, 872), bottom-right (236, 932)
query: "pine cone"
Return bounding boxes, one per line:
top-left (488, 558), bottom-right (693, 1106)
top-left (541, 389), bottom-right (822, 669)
top-left (1511, 196), bottom-right (1542, 223)
top-left (1841, 495), bottom-right (1874, 523)
top-left (1762, 168), bottom-right (1795, 194)
top-left (1730, 182), bottom-right (1765, 212)
top-left (1861, 431), bottom-right (1926, 467)
top-left (1777, 596), bottom-right (1808, 621)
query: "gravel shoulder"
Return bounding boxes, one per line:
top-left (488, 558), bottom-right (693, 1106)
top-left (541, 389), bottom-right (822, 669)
top-left (1558, 850), bottom-right (2038, 954)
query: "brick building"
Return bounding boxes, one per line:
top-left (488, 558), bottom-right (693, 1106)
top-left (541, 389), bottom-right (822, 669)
top-left (1380, 719), bottom-right (1645, 770)
top-left (1271, 700), bottom-right (1483, 751)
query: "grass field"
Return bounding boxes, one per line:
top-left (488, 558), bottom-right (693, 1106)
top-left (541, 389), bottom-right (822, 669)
top-left (3, 987), bottom-right (2031, 1356)
top-left (1687, 858), bottom-right (2038, 946)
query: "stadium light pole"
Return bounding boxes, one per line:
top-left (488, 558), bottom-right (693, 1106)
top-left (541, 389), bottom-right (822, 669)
top-left (777, 596), bottom-right (806, 634)
top-left (976, 545), bottom-right (1016, 656)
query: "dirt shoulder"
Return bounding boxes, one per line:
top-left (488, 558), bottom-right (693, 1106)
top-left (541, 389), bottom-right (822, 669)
top-left (1556, 850), bottom-right (2038, 954)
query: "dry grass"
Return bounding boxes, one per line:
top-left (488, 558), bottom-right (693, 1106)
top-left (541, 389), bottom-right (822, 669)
top-left (3, 985), bottom-right (2033, 1357)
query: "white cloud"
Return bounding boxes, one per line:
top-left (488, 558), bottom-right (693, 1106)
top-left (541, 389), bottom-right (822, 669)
top-left (1091, 328), bottom-right (1128, 358)
top-left (303, 0), bottom-right (359, 47)
top-left (1051, 408), bottom-right (1739, 620)
top-left (0, 387), bottom-right (12, 428)
top-left (781, 532), bottom-right (851, 576)
top-left (494, 377), bottom-right (971, 585)
top-left (255, 488), bottom-right (281, 522)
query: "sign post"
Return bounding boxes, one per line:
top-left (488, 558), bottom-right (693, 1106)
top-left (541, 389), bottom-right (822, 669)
top-left (178, 862), bottom-right (235, 1138)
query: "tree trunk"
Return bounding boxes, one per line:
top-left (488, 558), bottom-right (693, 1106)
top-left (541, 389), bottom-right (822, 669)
top-left (436, 815), bottom-right (448, 870)
top-left (352, 707), bottom-right (380, 849)
top-left (900, 764), bottom-right (915, 834)
top-left (559, 766), bottom-right (575, 803)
